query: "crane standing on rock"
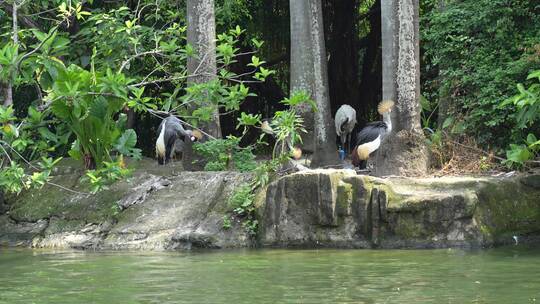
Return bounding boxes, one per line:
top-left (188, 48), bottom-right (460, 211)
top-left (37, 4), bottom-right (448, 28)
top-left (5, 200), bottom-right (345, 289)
top-left (352, 100), bottom-right (395, 169)
top-left (334, 104), bottom-right (357, 153)
top-left (155, 115), bottom-right (202, 165)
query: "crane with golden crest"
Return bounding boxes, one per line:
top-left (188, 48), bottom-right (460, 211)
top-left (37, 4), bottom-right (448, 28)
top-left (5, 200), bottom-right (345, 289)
top-left (352, 100), bottom-right (395, 169)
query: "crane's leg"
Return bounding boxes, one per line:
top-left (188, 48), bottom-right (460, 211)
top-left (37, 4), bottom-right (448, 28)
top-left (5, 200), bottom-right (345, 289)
top-left (347, 133), bottom-right (351, 154)
top-left (165, 135), bottom-right (176, 164)
top-left (359, 160), bottom-right (367, 169)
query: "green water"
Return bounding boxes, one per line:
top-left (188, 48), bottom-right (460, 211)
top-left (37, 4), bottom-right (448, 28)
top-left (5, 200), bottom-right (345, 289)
top-left (1, 247), bottom-right (539, 304)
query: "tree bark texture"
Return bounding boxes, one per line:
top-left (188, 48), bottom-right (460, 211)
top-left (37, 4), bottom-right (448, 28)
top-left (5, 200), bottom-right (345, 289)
top-left (308, 0), bottom-right (339, 166)
top-left (184, 0), bottom-right (221, 170)
top-left (3, 1), bottom-right (17, 107)
top-left (289, 0), bottom-right (315, 153)
top-left (186, 0), bottom-right (221, 138)
top-left (375, 0), bottom-right (428, 176)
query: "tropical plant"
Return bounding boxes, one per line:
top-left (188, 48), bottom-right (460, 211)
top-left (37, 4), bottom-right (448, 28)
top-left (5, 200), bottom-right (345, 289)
top-left (48, 64), bottom-right (141, 169)
top-left (501, 70), bottom-right (540, 167)
top-left (421, 0), bottom-right (540, 149)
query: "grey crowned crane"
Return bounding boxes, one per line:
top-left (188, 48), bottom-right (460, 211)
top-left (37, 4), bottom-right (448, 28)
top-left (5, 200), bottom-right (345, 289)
top-left (352, 100), bottom-right (395, 169)
top-left (155, 115), bottom-right (202, 165)
top-left (334, 104), bottom-right (357, 153)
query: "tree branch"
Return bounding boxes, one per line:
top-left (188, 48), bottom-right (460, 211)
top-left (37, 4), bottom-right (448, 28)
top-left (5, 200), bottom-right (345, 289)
top-left (1, 2), bottom-right (41, 30)
top-left (16, 24), bottom-right (60, 72)
top-left (119, 50), bottom-right (164, 73)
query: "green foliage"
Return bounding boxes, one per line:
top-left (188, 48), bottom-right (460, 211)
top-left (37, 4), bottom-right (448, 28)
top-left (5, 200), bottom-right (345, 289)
top-left (228, 184), bottom-right (255, 214)
top-left (193, 136), bottom-right (257, 172)
top-left (501, 70), bottom-right (540, 167)
top-left (0, 1), bottom-right (279, 193)
top-left (222, 215), bottom-right (232, 230)
top-left (218, 91), bottom-right (314, 236)
top-left (0, 156), bottom-right (62, 195)
top-left (421, 0), bottom-right (540, 149)
top-left (501, 70), bottom-right (540, 129)
top-left (0, 162), bottom-right (28, 194)
top-left (0, 42), bottom-right (19, 83)
top-left (0, 1), bottom-right (309, 197)
top-left (83, 157), bottom-right (131, 193)
top-left (228, 183), bottom-right (257, 235)
top-left (0, 103), bottom-right (67, 194)
top-left (48, 64), bottom-right (140, 168)
top-left (114, 129), bottom-right (142, 159)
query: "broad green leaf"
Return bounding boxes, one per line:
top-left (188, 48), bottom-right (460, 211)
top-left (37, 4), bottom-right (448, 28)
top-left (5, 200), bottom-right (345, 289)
top-left (442, 117), bottom-right (454, 129)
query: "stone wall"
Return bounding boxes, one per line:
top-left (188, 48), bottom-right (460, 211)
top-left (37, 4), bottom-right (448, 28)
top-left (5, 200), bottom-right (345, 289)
top-left (260, 170), bottom-right (540, 249)
top-left (1, 160), bottom-right (539, 250)
top-left (0, 159), bottom-right (253, 250)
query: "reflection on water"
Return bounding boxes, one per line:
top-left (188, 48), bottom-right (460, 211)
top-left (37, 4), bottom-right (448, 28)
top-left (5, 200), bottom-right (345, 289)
top-left (0, 246), bottom-right (539, 303)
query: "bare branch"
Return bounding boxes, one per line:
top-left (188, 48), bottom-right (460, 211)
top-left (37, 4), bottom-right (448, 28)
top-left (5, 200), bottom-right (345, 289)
top-left (1, 1), bottom-right (41, 30)
top-left (16, 24), bottom-right (61, 72)
top-left (119, 50), bottom-right (164, 73)
top-left (0, 140), bottom-right (91, 196)
top-left (130, 72), bottom-right (211, 88)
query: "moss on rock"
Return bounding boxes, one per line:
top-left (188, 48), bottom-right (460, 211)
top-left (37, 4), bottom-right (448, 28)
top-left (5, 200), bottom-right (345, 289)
top-left (474, 177), bottom-right (540, 244)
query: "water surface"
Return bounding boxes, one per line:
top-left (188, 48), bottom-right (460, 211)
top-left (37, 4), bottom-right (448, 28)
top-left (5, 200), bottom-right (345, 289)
top-left (1, 246), bottom-right (539, 303)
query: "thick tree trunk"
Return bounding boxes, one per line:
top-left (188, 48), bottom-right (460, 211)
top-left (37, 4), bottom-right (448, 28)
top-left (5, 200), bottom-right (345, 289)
top-left (184, 0), bottom-right (221, 170)
top-left (3, 86), bottom-right (13, 107)
top-left (289, 0), bottom-right (315, 153)
top-left (3, 1), bottom-right (17, 107)
top-left (374, 0), bottom-right (428, 176)
top-left (309, 0), bottom-right (339, 167)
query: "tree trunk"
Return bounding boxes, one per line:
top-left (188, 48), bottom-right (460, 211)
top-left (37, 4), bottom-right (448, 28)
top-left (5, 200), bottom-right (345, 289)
top-left (309, 0), bottom-right (339, 167)
top-left (3, 1), bottom-right (17, 107)
top-left (289, 0), bottom-right (315, 153)
top-left (374, 0), bottom-right (428, 176)
top-left (184, 0), bottom-right (221, 171)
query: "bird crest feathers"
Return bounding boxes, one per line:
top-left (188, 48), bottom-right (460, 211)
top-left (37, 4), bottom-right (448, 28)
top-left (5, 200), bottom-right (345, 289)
top-left (191, 130), bottom-right (203, 141)
top-left (292, 147), bottom-right (302, 160)
top-left (377, 100), bottom-right (395, 115)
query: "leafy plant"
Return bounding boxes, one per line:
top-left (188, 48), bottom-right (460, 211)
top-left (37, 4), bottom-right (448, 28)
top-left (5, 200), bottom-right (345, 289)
top-left (218, 91), bottom-right (315, 236)
top-left (193, 136), bottom-right (257, 172)
top-left (501, 70), bottom-right (540, 129)
top-left (222, 215), bottom-right (232, 230)
top-left (228, 183), bottom-right (257, 235)
top-left (501, 70), bottom-right (540, 167)
top-left (504, 134), bottom-right (540, 168)
top-left (83, 157), bottom-right (131, 193)
top-left (421, 0), bottom-right (540, 149)
top-left (48, 64), bottom-right (140, 169)
top-left (0, 102), bottom-right (67, 194)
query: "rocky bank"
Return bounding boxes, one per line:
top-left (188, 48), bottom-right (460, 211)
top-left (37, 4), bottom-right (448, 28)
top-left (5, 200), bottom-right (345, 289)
top-left (1, 159), bottom-right (539, 250)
